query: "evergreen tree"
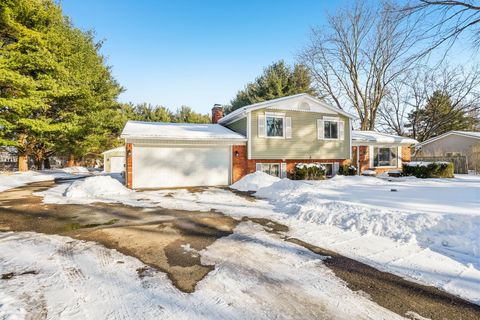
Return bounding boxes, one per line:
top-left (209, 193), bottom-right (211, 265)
top-left (407, 90), bottom-right (477, 141)
top-left (226, 60), bottom-right (317, 114)
top-left (173, 106), bottom-right (210, 123)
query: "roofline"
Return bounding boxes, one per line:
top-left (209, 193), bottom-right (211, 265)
top-left (416, 131), bottom-right (480, 148)
top-left (218, 93), bottom-right (355, 125)
top-left (120, 135), bottom-right (247, 141)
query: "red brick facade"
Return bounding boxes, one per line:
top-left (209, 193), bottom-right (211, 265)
top-left (126, 143), bottom-right (133, 188)
top-left (351, 145), bottom-right (413, 175)
top-left (231, 144), bottom-right (349, 182)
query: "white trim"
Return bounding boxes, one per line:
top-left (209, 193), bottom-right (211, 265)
top-left (349, 119), bottom-right (352, 160)
top-left (370, 145), bottom-right (401, 169)
top-left (323, 116), bottom-right (341, 140)
top-left (264, 113), bottom-right (286, 139)
top-left (247, 111), bottom-right (252, 160)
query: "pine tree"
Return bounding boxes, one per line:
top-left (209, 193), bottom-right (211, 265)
top-left (226, 60), bottom-right (317, 114)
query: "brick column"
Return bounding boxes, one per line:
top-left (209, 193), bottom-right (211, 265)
top-left (126, 143), bottom-right (133, 188)
top-left (232, 145), bottom-right (247, 183)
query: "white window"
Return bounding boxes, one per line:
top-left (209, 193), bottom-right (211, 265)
top-left (266, 115), bottom-right (284, 137)
top-left (258, 163), bottom-right (281, 177)
top-left (373, 147), bottom-right (398, 167)
top-left (324, 120), bottom-right (338, 139)
top-left (318, 117), bottom-right (345, 140)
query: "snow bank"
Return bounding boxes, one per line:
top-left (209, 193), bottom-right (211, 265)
top-left (255, 175), bottom-right (480, 259)
top-left (65, 176), bottom-right (130, 199)
top-left (0, 171), bottom-right (55, 192)
top-left (60, 166), bottom-right (90, 174)
top-left (230, 171), bottom-right (280, 192)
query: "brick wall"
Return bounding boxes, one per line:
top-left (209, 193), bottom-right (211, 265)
top-left (232, 145), bottom-right (247, 183)
top-left (352, 145), bottom-right (413, 175)
top-left (401, 146), bottom-right (412, 162)
top-left (231, 146), bottom-right (348, 181)
top-left (126, 143), bottom-right (133, 188)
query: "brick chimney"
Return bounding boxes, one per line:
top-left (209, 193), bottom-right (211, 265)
top-left (211, 104), bottom-right (224, 124)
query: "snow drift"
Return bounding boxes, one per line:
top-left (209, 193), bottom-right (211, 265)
top-left (230, 171), bottom-right (280, 192)
top-left (64, 175), bottom-right (131, 199)
top-left (252, 175), bottom-right (480, 259)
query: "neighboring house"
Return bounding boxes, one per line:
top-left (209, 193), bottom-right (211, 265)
top-left (415, 131), bottom-right (480, 171)
top-left (352, 131), bottom-right (418, 175)
top-left (102, 146), bottom-right (126, 173)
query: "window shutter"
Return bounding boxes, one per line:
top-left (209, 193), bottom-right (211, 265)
top-left (339, 120), bottom-right (345, 140)
top-left (255, 163), bottom-right (262, 171)
top-left (317, 119), bottom-right (324, 140)
top-left (258, 114), bottom-right (265, 138)
top-left (285, 117), bottom-right (292, 139)
top-left (280, 163), bottom-right (287, 178)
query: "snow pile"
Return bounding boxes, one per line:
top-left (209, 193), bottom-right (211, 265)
top-left (230, 171), bottom-right (280, 192)
top-left (60, 166), bottom-right (90, 174)
top-left (295, 163), bottom-right (326, 170)
top-left (255, 175), bottom-right (480, 259)
top-left (0, 171), bottom-right (55, 192)
top-left (64, 176), bottom-right (131, 199)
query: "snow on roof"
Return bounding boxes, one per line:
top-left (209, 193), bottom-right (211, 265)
top-left (352, 131), bottom-right (418, 145)
top-left (120, 121), bottom-right (247, 141)
top-left (416, 131), bottom-right (480, 147)
top-left (101, 146), bottom-right (124, 155)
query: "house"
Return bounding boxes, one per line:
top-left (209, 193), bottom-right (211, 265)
top-left (415, 131), bottom-right (480, 171)
top-left (121, 94), bottom-right (354, 189)
top-left (352, 131), bottom-right (418, 175)
top-left (102, 146), bottom-right (126, 173)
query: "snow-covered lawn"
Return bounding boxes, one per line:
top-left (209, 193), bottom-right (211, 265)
top-left (3, 172), bottom-right (480, 318)
top-left (0, 167), bottom-right (91, 192)
top-left (0, 225), bottom-right (402, 319)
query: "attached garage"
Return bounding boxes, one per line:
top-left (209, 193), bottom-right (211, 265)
top-left (121, 121), bottom-right (247, 189)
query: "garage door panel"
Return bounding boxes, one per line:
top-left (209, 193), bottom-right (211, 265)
top-left (133, 146), bottom-right (230, 188)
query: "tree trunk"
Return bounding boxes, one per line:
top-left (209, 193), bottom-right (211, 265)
top-left (18, 155), bottom-right (28, 172)
top-left (66, 154), bottom-right (75, 167)
top-left (44, 158), bottom-right (51, 169)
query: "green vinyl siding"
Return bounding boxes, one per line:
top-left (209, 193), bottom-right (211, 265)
top-left (251, 108), bottom-right (350, 159)
top-left (225, 117), bottom-right (247, 137)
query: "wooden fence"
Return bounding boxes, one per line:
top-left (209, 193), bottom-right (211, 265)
top-left (411, 156), bottom-right (468, 174)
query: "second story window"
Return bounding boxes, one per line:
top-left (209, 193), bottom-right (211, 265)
top-left (266, 116), bottom-right (284, 137)
top-left (324, 120), bottom-right (338, 139)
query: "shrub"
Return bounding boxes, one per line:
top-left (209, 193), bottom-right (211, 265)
top-left (291, 163), bottom-right (326, 180)
top-left (338, 164), bottom-right (357, 176)
top-left (403, 161), bottom-right (454, 178)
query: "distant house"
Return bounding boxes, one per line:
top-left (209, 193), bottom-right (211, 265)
top-left (120, 94), bottom-right (416, 189)
top-left (415, 131), bottom-right (480, 171)
top-left (352, 131), bottom-right (418, 175)
top-left (0, 147), bottom-right (17, 171)
top-left (102, 146), bottom-right (126, 173)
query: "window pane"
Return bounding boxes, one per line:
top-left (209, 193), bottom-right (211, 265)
top-left (270, 164), bottom-right (280, 177)
top-left (374, 147), bottom-right (397, 167)
top-left (324, 121), bottom-right (338, 139)
top-left (266, 117), bottom-right (284, 137)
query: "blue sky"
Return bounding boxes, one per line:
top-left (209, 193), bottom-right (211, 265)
top-left (60, 0), bottom-right (343, 114)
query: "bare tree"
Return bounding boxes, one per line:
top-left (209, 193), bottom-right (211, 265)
top-left (402, 1), bottom-right (480, 55)
top-left (300, 2), bottom-right (421, 130)
top-left (378, 64), bottom-right (480, 140)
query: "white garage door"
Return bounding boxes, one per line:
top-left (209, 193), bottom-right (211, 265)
top-left (132, 145), bottom-right (231, 189)
top-left (109, 156), bottom-right (125, 173)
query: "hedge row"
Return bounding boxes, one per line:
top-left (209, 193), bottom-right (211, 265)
top-left (403, 162), bottom-right (454, 178)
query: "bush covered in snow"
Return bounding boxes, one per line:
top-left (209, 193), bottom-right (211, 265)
top-left (403, 161), bottom-right (454, 178)
top-left (338, 165), bottom-right (357, 176)
top-left (291, 163), bottom-right (326, 180)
